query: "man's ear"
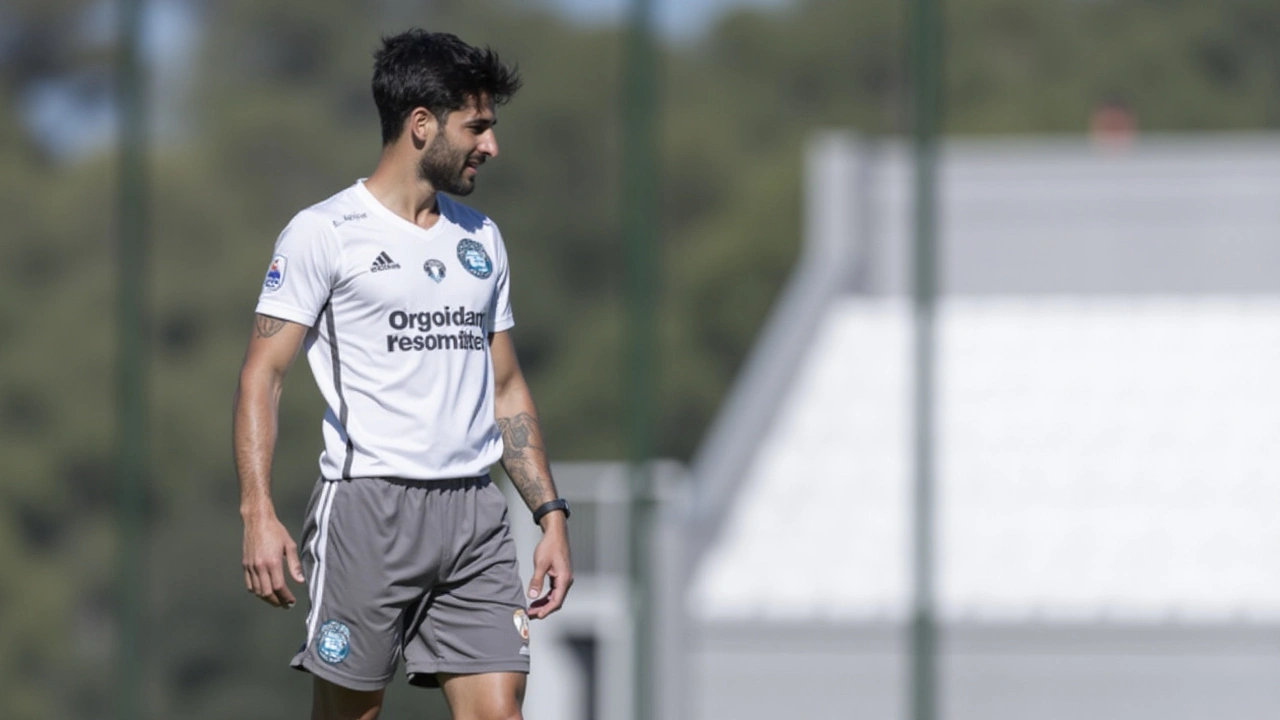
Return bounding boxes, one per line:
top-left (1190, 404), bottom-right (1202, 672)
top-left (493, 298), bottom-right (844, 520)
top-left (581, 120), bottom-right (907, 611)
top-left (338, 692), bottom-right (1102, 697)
top-left (408, 107), bottom-right (436, 148)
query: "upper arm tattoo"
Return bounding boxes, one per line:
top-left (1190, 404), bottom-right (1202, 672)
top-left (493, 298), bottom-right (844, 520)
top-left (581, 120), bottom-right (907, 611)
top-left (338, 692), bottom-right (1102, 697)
top-left (254, 314), bottom-right (288, 338)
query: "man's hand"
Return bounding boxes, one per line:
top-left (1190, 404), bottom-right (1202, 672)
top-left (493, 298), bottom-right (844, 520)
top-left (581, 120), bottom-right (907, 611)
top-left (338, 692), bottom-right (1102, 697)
top-left (527, 515), bottom-right (573, 619)
top-left (242, 513), bottom-right (305, 608)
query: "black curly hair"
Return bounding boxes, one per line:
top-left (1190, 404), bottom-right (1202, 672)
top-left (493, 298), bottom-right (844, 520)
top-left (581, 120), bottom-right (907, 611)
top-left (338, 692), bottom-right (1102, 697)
top-left (372, 30), bottom-right (522, 146)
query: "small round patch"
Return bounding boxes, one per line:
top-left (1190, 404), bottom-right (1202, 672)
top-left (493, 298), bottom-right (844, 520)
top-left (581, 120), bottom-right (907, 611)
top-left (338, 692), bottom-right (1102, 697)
top-left (456, 239), bottom-right (493, 279)
top-left (424, 258), bottom-right (447, 283)
top-left (263, 254), bottom-right (287, 291)
top-left (316, 620), bottom-right (351, 664)
top-left (513, 608), bottom-right (530, 641)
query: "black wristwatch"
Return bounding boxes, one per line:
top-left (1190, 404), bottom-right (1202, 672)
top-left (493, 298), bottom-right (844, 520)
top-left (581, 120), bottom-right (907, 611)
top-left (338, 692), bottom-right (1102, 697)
top-left (532, 498), bottom-right (571, 525)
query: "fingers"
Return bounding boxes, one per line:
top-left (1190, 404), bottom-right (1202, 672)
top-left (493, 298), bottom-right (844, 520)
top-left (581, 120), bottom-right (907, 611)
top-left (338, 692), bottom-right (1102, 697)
top-left (528, 532), bottom-right (573, 619)
top-left (529, 561), bottom-right (573, 619)
top-left (248, 558), bottom-right (295, 607)
top-left (286, 540), bottom-right (305, 584)
top-left (243, 535), bottom-right (299, 609)
top-left (527, 563), bottom-right (547, 603)
top-left (528, 579), bottom-right (554, 618)
top-left (267, 558), bottom-right (297, 608)
top-left (545, 568), bottom-right (570, 613)
top-left (249, 561), bottom-right (282, 607)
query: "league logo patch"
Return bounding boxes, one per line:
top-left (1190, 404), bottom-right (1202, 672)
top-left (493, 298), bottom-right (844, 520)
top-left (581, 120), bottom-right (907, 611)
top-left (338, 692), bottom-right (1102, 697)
top-left (513, 608), bottom-right (530, 641)
top-left (424, 259), bottom-right (447, 283)
top-left (316, 620), bottom-right (351, 664)
top-left (263, 255), bottom-right (287, 291)
top-left (456, 239), bottom-right (493, 279)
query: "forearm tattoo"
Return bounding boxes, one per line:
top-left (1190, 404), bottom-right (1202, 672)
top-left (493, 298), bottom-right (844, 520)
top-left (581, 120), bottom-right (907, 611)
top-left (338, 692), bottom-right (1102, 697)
top-left (497, 412), bottom-right (555, 509)
top-left (254, 314), bottom-right (287, 338)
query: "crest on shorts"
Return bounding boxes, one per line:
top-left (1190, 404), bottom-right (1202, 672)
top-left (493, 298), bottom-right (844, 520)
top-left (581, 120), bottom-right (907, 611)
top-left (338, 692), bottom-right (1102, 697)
top-left (424, 258), bottom-right (447, 283)
top-left (316, 620), bottom-right (351, 664)
top-left (513, 608), bottom-right (530, 641)
top-left (456, 239), bottom-right (493, 279)
top-left (263, 254), bottom-right (287, 291)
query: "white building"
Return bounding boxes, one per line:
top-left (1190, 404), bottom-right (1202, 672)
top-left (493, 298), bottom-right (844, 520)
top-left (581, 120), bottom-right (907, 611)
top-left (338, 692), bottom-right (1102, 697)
top-left (515, 133), bottom-right (1280, 720)
top-left (686, 133), bottom-right (1280, 720)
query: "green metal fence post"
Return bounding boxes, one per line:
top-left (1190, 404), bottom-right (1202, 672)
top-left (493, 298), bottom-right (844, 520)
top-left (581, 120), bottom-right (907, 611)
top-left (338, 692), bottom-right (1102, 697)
top-left (908, 0), bottom-right (942, 719)
top-left (115, 0), bottom-right (149, 718)
top-left (624, 0), bottom-right (658, 718)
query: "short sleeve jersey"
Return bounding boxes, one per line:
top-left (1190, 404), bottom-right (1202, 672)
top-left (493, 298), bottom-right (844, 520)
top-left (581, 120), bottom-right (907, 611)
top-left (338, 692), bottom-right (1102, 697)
top-left (255, 180), bottom-right (515, 481)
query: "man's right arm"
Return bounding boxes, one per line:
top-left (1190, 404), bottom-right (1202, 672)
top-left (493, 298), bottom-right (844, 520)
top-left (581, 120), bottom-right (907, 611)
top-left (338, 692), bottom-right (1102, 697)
top-left (233, 313), bottom-right (310, 608)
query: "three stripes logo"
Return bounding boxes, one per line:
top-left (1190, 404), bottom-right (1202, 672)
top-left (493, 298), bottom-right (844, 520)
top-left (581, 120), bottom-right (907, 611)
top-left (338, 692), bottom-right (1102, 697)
top-left (370, 251), bottom-right (402, 273)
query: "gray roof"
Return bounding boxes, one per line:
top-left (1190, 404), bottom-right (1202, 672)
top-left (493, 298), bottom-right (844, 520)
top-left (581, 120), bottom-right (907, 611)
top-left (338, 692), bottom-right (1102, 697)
top-left (867, 133), bottom-right (1280, 296)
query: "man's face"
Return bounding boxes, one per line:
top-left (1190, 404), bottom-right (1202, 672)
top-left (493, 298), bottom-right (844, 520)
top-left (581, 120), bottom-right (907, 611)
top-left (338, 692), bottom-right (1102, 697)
top-left (417, 95), bottom-right (499, 196)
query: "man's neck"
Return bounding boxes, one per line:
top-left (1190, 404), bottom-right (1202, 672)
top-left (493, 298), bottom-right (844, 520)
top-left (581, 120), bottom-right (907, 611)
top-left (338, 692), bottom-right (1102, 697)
top-left (363, 149), bottom-right (442, 231)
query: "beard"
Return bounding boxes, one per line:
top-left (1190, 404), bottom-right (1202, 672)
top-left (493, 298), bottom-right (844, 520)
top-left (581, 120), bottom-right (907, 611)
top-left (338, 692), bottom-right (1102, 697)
top-left (417, 132), bottom-right (478, 196)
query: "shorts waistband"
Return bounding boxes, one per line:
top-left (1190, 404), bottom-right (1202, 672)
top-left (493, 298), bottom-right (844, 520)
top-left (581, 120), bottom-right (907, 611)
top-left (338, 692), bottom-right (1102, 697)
top-left (323, 474), bottom-right (492, 490)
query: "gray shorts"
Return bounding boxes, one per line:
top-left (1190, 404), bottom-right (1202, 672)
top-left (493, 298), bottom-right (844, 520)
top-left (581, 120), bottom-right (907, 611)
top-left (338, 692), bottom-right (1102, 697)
top-left (290, 475), bottom-right (530, 690)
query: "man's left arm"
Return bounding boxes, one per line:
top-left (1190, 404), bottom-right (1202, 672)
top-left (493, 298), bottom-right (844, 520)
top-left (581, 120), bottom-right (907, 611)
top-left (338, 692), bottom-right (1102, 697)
top-left (490, 330), bottom-right (573, 619)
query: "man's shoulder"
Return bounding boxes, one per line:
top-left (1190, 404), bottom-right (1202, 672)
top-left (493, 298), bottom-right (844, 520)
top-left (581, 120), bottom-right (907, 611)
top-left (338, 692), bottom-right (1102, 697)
top-left (439, 194), bottom-right (498, 236)
top-left (271, 188), bottom-right (366, 267)
top-left (296, 185), bottom-right (369, 232)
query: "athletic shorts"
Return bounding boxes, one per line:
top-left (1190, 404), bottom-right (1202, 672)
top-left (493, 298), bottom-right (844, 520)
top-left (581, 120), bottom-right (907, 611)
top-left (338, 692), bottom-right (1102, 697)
top-left (290, 475), bottom-right (531, 690)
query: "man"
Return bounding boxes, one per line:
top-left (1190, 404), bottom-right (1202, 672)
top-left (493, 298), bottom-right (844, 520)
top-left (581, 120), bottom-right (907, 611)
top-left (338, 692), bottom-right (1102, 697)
top-left (233, 30), bottom-right (572, 720)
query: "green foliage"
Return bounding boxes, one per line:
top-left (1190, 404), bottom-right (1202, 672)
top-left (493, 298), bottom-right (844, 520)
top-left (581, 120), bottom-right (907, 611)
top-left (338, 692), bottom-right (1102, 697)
top-left (1, 0), bottom-right (1278, 716)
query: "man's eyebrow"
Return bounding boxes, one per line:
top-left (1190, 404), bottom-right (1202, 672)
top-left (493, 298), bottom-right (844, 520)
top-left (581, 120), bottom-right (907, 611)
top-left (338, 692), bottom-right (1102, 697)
top-left (467, 117), bottom-right (497, 127)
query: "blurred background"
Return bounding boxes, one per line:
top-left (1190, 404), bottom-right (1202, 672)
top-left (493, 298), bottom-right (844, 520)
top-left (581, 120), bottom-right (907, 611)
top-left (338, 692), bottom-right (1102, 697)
top-left (2, 0), bottom-right (1280, 718)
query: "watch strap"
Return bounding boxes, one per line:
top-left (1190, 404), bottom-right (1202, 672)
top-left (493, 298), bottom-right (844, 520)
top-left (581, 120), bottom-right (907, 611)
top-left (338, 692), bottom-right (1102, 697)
top-left (532, 498), bottom-right (570, 524)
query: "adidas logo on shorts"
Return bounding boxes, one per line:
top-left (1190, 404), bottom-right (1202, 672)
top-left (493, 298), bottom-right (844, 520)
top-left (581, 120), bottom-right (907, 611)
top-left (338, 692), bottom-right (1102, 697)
top-left (371, 251), bottom-right (402, 273)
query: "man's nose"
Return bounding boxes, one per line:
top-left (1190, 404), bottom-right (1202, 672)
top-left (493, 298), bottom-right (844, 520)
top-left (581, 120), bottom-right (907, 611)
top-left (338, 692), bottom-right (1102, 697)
top-left (479, 129), bottom-right (499, 158)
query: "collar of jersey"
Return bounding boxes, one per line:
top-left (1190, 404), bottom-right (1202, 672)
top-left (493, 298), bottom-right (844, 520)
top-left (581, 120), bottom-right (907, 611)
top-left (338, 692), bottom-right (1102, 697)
top-left (353, 179), bottom-right (452, 241)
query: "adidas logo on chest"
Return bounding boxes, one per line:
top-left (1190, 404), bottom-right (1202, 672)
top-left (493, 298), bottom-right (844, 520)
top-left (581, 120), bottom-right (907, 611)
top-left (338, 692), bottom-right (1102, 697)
top-left (370, 251), bottom-right (402, 272)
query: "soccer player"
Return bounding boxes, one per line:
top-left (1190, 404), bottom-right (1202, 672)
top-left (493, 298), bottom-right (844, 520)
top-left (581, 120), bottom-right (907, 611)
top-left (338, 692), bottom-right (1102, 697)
top-left (233, 30), bottom-right (572, 720)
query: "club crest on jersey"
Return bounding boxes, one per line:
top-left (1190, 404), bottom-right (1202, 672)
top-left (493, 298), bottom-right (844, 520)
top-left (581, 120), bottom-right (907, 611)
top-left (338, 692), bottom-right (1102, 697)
top-left (424, 259), bottom-right (447, 283)
top-left (316, 620), bottom-right (351, 664)
top-left (456, 239), bottom-right (493, 279)
top-left (263, 255), bottom-right (287, 291)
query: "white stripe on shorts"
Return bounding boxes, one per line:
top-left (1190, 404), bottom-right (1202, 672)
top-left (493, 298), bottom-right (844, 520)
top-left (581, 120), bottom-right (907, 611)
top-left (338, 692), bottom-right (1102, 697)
top-left (304, 481), bottom-right (339, 646)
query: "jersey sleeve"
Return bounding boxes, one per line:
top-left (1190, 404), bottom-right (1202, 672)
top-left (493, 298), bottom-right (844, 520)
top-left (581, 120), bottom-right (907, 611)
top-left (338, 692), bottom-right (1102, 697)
top-left (488, 224), bottom-right (515, 333)
top-left (254, 211), bottom-right (341, 327)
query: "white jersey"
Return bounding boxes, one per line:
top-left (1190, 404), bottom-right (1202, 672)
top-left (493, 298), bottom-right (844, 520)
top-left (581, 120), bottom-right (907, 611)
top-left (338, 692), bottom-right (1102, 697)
top-left (255, 181), bottom-right (514, 481)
